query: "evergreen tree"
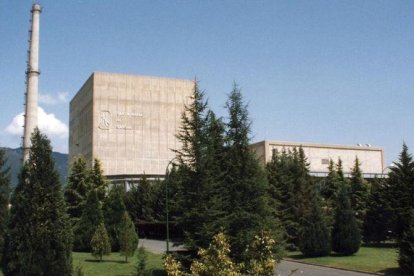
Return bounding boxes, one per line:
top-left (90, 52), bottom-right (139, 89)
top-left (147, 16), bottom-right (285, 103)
top-left (125, 175), bottom-right (155, 226)
top-left (320, 159), bottom-right (342, 232)
top-left (190, 232), bottom-right (241, 276)
top-left (174, 81), bottom-right (226, 250)
top-left (91, 158), bottom-right (108, 201)
top-left (223, 84), bottom-right (281, 262)
top-left (266, 149), bottom-right (298, 248)
top-left (294, 147), bottom-right (330, 257)
top-left (363, 178), bottom-right (392, 243)
top-left (332, 183), bottom-right (361, 255)
top-left (103, 186), bottom-right (127, 251)
top-left (74, 189), bottom-right (104, 251)
top-left (119, 211), bottom-right (138, 263)
top-left (398, 209), bottom-right (414, 274)
top-left (91, 223), bottom-right (111, 262)
top-left (298, 194), bottom-right (331, 257)
top-left (64, 155), bottom-right (91, 226)
top-left (350, 158), bottom-right (368, 230)
top-left (0, 149), bottom-right (10, 264)
top-left (388, 143), bottom-right (414, 240)
top-left (3, 129), bottom-right (72, 275)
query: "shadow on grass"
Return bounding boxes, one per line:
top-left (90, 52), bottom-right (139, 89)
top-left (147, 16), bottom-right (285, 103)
top-left (378, 267), bottom-right (405, 276)
top-left (287, 252), bottom-right (359, 259)
top-left (362, 242), bottom-right (398, 248)
top-left (84, 259), bottom-right (126, 264)
top-left (151, 269), bottom-right (167, 276)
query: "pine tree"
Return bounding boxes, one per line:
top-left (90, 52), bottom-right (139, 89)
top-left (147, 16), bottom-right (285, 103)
top-left (298, 195), bottom-right (331, 257)
top-left (103, 186), bottom-right (127, 251)
top-left (320, 159), bottom-right (341, 232)
top-left (0, 149), bottom-right (10, 264)
top-left (91, 223), bottom-right (111, 262)
top-left (119, 211), bottom-right (138, 262)
top-left (125, 175), bottom-right (155, 226)
top-left (332, 183), bottom-right (361, 255)
top-left (388, 143), bottom-right (414, 240)
top-left (3, 129), bottom-right (72, 275)
top-left (74, 189), bottom-right (104, 251)
top-left (91, 158), bottom-right (108, 201)
top-left (174, 81), bottom-right (227, 250)
top-left (350, 158), bottom-right (368, 230)
top-left (266, 149), bottom-right (298, 248)
top-left (223, 84), bottom-right (281, 262)
top-left (64, 155), bottom-right (91, 226)
top-left (294, 147), bottom-right (330, 257)
top-left (398, 209), bottom-right (414, 274)
top-left (363, 178), bottom-right (392, 243)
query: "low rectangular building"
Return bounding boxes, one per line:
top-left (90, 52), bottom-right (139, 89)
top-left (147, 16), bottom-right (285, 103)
top-left (69, 72), bottom-right (194, 180)
top-left (250, 140), bottom-right (385, 178)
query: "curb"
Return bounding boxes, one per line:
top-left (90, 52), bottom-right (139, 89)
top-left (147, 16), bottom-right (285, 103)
top-left (282, 258), bottom-right (382, 275)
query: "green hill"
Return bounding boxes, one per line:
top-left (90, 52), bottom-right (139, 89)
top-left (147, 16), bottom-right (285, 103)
top-left (1, 147), bottom-right (68, 187)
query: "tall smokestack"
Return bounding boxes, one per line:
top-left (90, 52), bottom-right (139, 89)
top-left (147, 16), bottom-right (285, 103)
top-left (23, 3), bottom-right (41, 162)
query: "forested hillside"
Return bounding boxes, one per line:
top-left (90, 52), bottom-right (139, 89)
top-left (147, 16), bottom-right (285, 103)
top-left (0, 147), bottom-right (68, 187)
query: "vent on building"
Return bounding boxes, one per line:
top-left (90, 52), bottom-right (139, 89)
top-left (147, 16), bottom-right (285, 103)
top-left (321, 158), bottom-right (329, 165)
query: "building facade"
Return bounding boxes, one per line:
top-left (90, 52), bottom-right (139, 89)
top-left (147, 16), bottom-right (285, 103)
top-left (69, 72), bottom-right (194, 182)
top-left (250, 140), bottom-right (385, 178)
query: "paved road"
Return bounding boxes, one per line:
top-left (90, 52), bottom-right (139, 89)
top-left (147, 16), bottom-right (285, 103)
top-left (139, 238), bottom-right (185, 254)
top-left (140, 239), bottom-right (373, 276)
top-left (276, 260), bottom-right (372, 276)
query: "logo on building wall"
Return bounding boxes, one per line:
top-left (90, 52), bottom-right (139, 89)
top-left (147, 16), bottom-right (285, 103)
top-left (98, 111), bottom-right (112, 130)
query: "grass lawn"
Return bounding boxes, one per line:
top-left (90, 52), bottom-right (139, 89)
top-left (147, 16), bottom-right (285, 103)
top-left (286, 246), bottom-right (401, 275)
top-left (72, 250), bottom-right (166, 276)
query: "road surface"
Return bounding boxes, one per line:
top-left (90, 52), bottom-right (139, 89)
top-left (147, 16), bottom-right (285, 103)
top-left (140, 239), bottom-right (373, 276)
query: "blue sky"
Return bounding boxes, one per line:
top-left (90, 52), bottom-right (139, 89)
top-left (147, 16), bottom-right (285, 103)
top-left (1, 0), bottom-right (413, 165)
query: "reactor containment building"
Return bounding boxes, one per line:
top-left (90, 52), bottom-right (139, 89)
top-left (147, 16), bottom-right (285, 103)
top-left (69, 72), bottom-right (194, 184)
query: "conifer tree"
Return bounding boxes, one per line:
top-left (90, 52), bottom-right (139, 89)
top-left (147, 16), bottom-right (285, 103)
top-left (74, 189), bottom-right (104, 251)
top-left (332, 183), bottom-right (361, 255)
top-left (119, 211), bottom-right (138, 262)
top-left (320, 159), bottom-right (341, 231)
top-left (91, 223), bottom-right (111, 262)
top-left (223, 84), bottom-right (281, 262)
top-left (3, 129), bottom-right (72, 275)
top-left (266, 149), bottom-right (298, 248)
top-left (298, 194), bottom-right (331, 257)
top-left (103, 186), bottom-right (127, 251)
top-left (0, 149), bottom-right (10, 264)
top-left (294, 147), bottom-right (330, 257)
top-left (363, 178), bottom-right (392, 243)
top-left (125, 175), bottom-right (155, 226)
top-left (174, 81), bottom-right (226, 250)
top-left (64, 155), bottom-right (91, 226)
top-left (350, 158), bottom-right (368, 230)
top-left (398, 209), bottom-right (414, 274)
top-left (388, 143), bottom-right (414, 240)
top-left (91, 158), bottom-right (107, 201)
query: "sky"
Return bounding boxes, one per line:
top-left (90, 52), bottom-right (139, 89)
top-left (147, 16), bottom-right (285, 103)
top-left (1, 0), bottom-right (413, 165)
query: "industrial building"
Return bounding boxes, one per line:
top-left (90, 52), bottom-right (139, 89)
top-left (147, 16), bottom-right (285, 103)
top-left (250, 140), bottom-right (385, 178)
top-left (69, 72), bottom-right (194, 183)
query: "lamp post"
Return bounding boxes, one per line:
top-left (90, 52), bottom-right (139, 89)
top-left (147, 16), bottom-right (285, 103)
top-left (165, 159), bottom-right (175, 254)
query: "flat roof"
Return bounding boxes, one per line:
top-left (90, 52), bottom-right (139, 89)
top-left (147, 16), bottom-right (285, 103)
top-left (251, 140), bottom-right (383, 152)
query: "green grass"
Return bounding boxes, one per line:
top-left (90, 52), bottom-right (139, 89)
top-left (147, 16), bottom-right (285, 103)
top-left (286, 246), bottom-right (400, 274)
top-left (72, 250), bottom-right (166, 276)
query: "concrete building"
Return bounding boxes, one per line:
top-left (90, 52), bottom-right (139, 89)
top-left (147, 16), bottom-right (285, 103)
top-left (69, 72), bottom-right (194, 183)
top-left (250, 140), bottom-right (385, 178)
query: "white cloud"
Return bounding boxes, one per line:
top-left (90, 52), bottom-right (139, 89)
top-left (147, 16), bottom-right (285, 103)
top-left (39, 91), bottom-right (69, 105)
top-left (5, 107), bottom-right (68, 139)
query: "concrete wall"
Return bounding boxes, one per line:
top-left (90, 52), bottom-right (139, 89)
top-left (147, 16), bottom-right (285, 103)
top-left (251, 140), bottom-right (384, 175)
top-left (69, 72), bottom-right (194, 176)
